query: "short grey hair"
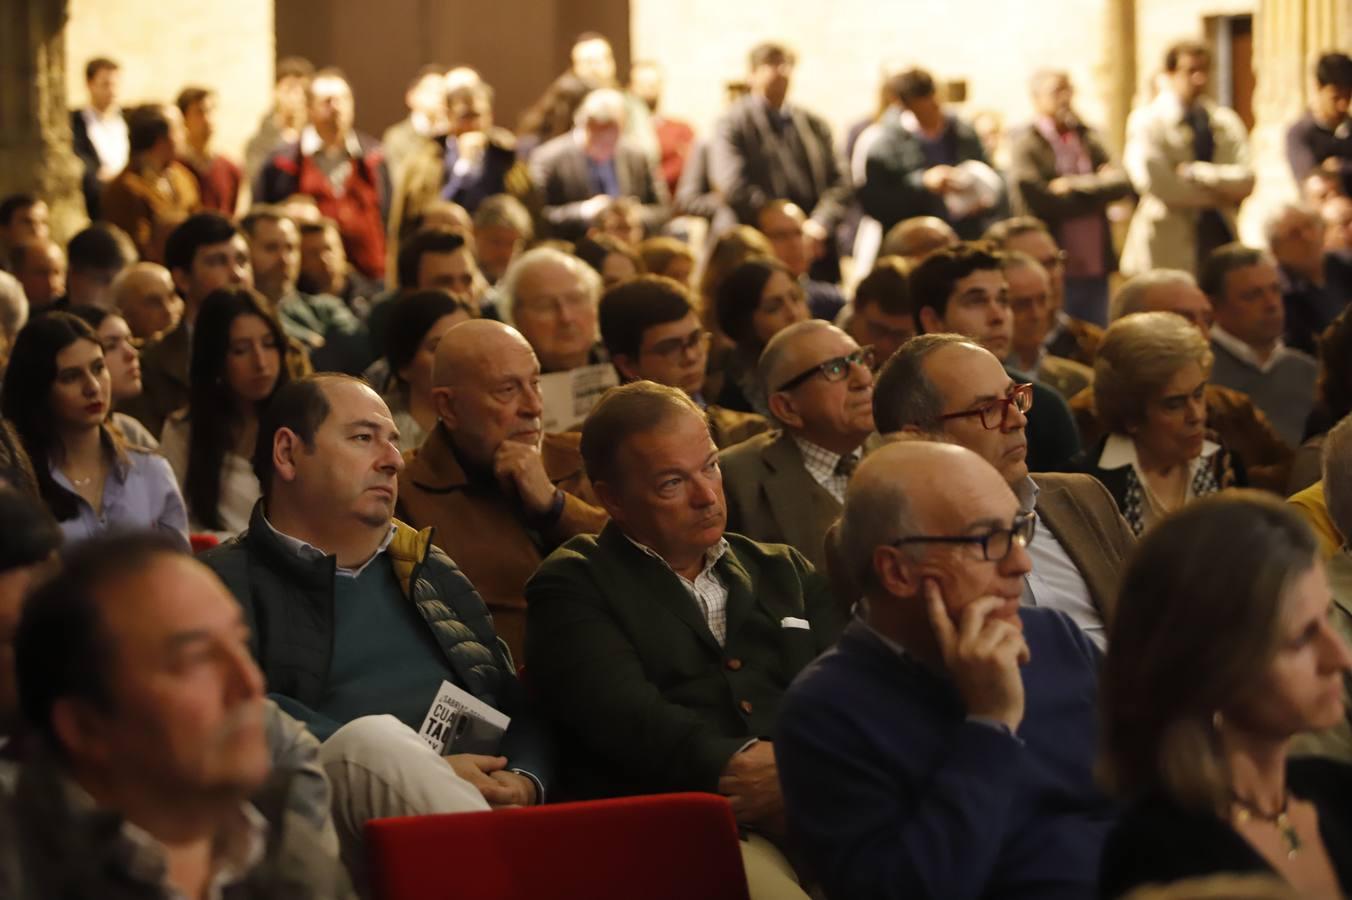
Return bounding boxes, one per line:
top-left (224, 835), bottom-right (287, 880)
top-left (574, 88), bottom-right (626, 128)
top-left (1111, 269), bottom-right (1198, 321)
top-left (1323, 413), bottom-right (1352, 543)
top-left (0, 270), bottom-right (28, 343)
top-left (1263, 201), bottom-right (1321, 248)
top-left (872, 333), bottom-right (975, 434)
top-left (496, 246), bottom-right (602, 327)
top-left (758, 319), bottom-right (836, 396)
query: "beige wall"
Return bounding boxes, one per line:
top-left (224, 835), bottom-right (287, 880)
top-left (64, 0), bottom-right (274, 163)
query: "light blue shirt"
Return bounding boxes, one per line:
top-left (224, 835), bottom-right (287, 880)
top-left (1016, 477), bottom-right (1105, 651)
top-left (50, 446), bottom-right (189, 549)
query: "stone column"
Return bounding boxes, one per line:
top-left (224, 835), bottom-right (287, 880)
top-left (1239, 0), bottom-right (1352, 244)
top-left (0, 0), bottom-right (86, 243)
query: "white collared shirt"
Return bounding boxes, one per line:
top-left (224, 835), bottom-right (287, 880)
top-left (83, 106), bottom-right (129, 177)
top-left (1210, 324), bottom-right (1292, 375)
top-left (261, 512), bottom-right (397, 578)
top-left (1097, 433), bottom-right (1220, 532)
top-left (626, 534), bottom-right (732, 645)
top-left (793, 436), bottom-right (859, 505)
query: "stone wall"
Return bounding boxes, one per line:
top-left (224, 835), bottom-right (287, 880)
top-left (63, 0), bottom-right (274, 162)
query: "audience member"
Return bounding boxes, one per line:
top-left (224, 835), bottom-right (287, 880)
top-left (0, 194), bottom-right (49, 269)
top-left (1074, 269), bottom-right (1295, 493)
top-left (473, 194), bottom-right (533, 286)
top-left (721, 321), bottom-right (875, 571)
top-left (516, 71), bottom-right (591, 160)
top-left (298, 218), bottom-right (383, 316)
top-left (1009, 69), bottom-right (1132, 325)
top-left (757, 200), bottom-right (847, 320)
top-left (1286, 51), bottom-right (1352, 196)
top-left (1099, 492), bottom-right (1352, 896)
top-left (242, 206), bottom-right (368, 374)
top-left (714, 257), bottom-right (810, 417)
top-left (397, 319), bottom-right (606, 659)
top-left (526, 381), bottom-right (841, 899)
top-left (497, 246), bottom-right (606, 374)
top-left (1324, 194), bottom-right (1352, 258)
top-left (861, 66), bottom-right (1005, 240)
top-left (0, 272), bottom-right (27, 372)
top-left (874, 334), bottom-right (1134, 648)
top-left (1266, 202), bottom-right (1350, 355)
top-left (378, 289), bottom-right (474, 448)
top-left (1076, 311), bottom-right (1241, 534)
top-left (600, 275), bottom-right (769, 447)
top-left (176, 86), bottom-right (244, 215)
top-left (911, 242), bottom-right (1083, 470)
top-left (574, 234), bottom-right (642, 288)
top-left (101, 104), bottom-right (201, 264)
top-left (588, 196), bottom-right (647, 247)
top-left (1290, 308), bottom-right (1352, 493)
top-left (710, 41), bottom-right (849, 251)
top-left (879, 214), bottom-right (959, 262)
top-left (111, 261), bottom-right (181, 340)
top-left (629, 59), bottom-right (696, 195)
top-left (159, 287), bottom-right (290, 538)
top-left (201, 375), bottom-right (552, 884)
top-left (64, 305), bottom-right (155, 449)
top-left (0, 418), bottom-right (39, 499)
top-left (9, 239), bottom-right (65, 313)
top-left (243, 56), bottom-right (314, 186)
top-left (1002, 251), bottom-right (1094, 399)
top-left (70, 57), bottom-right (127, 218)
top-left (1123, 40), bottom-right (1254, 275)
top-left (557, 32), bottom-right (658, 162)
top-left (6, 532), bottom-right (354, 898)
top-left (0, 313), bottom-right (187, 547)
top-left (381, 65), bottom-right (450, 181)
top-left (57, 222), bottom-right (136, 310)
top-left (1201, 243), bottom-right (1318, 446)
top-left (257, 68), bottom-right (390, 280)
top-left (838, 257), bottom-right (917, 364)
top-left (530, 88), bottom-right (669, 242)
top-left (777, 440), bottom-right (1113, 899)
top-left (636, 236), bottom-right (695, 285)
top-left (0, 486), bottom-right (61, 749)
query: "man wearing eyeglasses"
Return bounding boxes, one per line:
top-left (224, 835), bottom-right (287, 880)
top-left (598, 275), bottom-right (771, 448)
top-left (873, 334), bottom-right (1135, 649)
top-left (911, 242), bottom-right (1082, 472)
top-left (776, 440), bottom-right (1115, 900)
top-left (396, 318), bottom-right (607, 662)
top-left (719, 320), bottom-right (876, 573)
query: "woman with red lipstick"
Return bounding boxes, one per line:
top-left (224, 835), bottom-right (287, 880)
top-left (1075, 311), bottom-right (1242, 535)
top-left (66, 304), bottom-right (157, 450)
top-left (0, 312), bottom-right (187, 547)
top-left (159, 287), bottom-right (290, 538)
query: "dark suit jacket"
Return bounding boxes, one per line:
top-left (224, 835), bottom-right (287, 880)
top-left (1021, 373), bottom-right (1083, 473)
top-left (709, 96), bottom-right (850, 233)
top-left (1032, 472), bottom-right (1135, 627)
top-left (860, 111), bottom-right (999, 238)
top-left (70, 109), bottom-right (107, 219)
top-left (524, 523), bottom-right (841, 799)
top-left (718, 429), bottom-right (842, 573)
top-left (529, 133), bottom-right (669, 241)
top-left (1007, 121), bottom-right (1132, 272)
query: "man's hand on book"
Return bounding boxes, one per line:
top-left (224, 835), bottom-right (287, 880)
top-left (444, 753), bottom-right (527, 807)
top-left (717, 741), bottom-right (783, 826)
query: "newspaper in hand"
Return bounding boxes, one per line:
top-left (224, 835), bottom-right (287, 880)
top-left (418, 680), bottom-right (511, 756)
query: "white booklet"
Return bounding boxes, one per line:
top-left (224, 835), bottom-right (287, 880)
top-left (417, 680), bottom-right (511, 756)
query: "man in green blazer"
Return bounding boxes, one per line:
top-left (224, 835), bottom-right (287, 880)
top-left (526, 380), bottom-right (842, 900)
top-left (719, 320), bottom-right (876, 573)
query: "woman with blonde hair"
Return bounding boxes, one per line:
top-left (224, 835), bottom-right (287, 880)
top-left (1075, 311), bottom-right (1241, 534)
top-left (1100, 492), bottom-right (1352, 896)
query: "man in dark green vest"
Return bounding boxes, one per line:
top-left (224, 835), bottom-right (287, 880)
top-left (526, 380), bottom-right (842, 900)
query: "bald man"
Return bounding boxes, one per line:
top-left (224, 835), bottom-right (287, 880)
top-left (719, 320), bottom-right (876, 572)
top-left (777, 441), bottom-right (1113, 900)
top-left (880, 215), bottom-right (959, 263)
top-left (113, 262), bottom-right (183, 340)
top-left (396, 319), bottom-right (607, 660)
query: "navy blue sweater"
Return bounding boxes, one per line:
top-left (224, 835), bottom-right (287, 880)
top-left (777, 610), bottom-right (1115, 900)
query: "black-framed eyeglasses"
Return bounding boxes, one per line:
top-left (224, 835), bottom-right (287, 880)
top-left (775, 346), bottom-right (876, 392)
top-left (644, 329), bottom-right (711, 360)
top-left (937, 383), bottom-right (1034, 430)
top-left (891, 510), bottom-right (1037, 561)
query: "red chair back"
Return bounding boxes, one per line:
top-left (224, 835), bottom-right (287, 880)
top-left (365, 793), bottom-right (750, 900)
top-left (189, 533), bottom-right (220, 554)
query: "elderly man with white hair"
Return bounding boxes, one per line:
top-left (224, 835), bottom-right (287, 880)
top-left (1266, 201), bottom-right (1352, 355)
top-left (528, 88), bottom-right (669, 241)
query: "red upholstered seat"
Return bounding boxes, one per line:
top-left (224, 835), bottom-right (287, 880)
top-left (365, 793), bottom-right (750, 900)
top-left (189, 533), bottom-right (219, 554)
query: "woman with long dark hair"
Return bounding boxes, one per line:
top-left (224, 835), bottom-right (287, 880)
top-left (714, 256), bottom-right (810, 416)
top-left (0, 312), bottom-right (187, 546)
top-left (159, 287), bottom-right (289, 537)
